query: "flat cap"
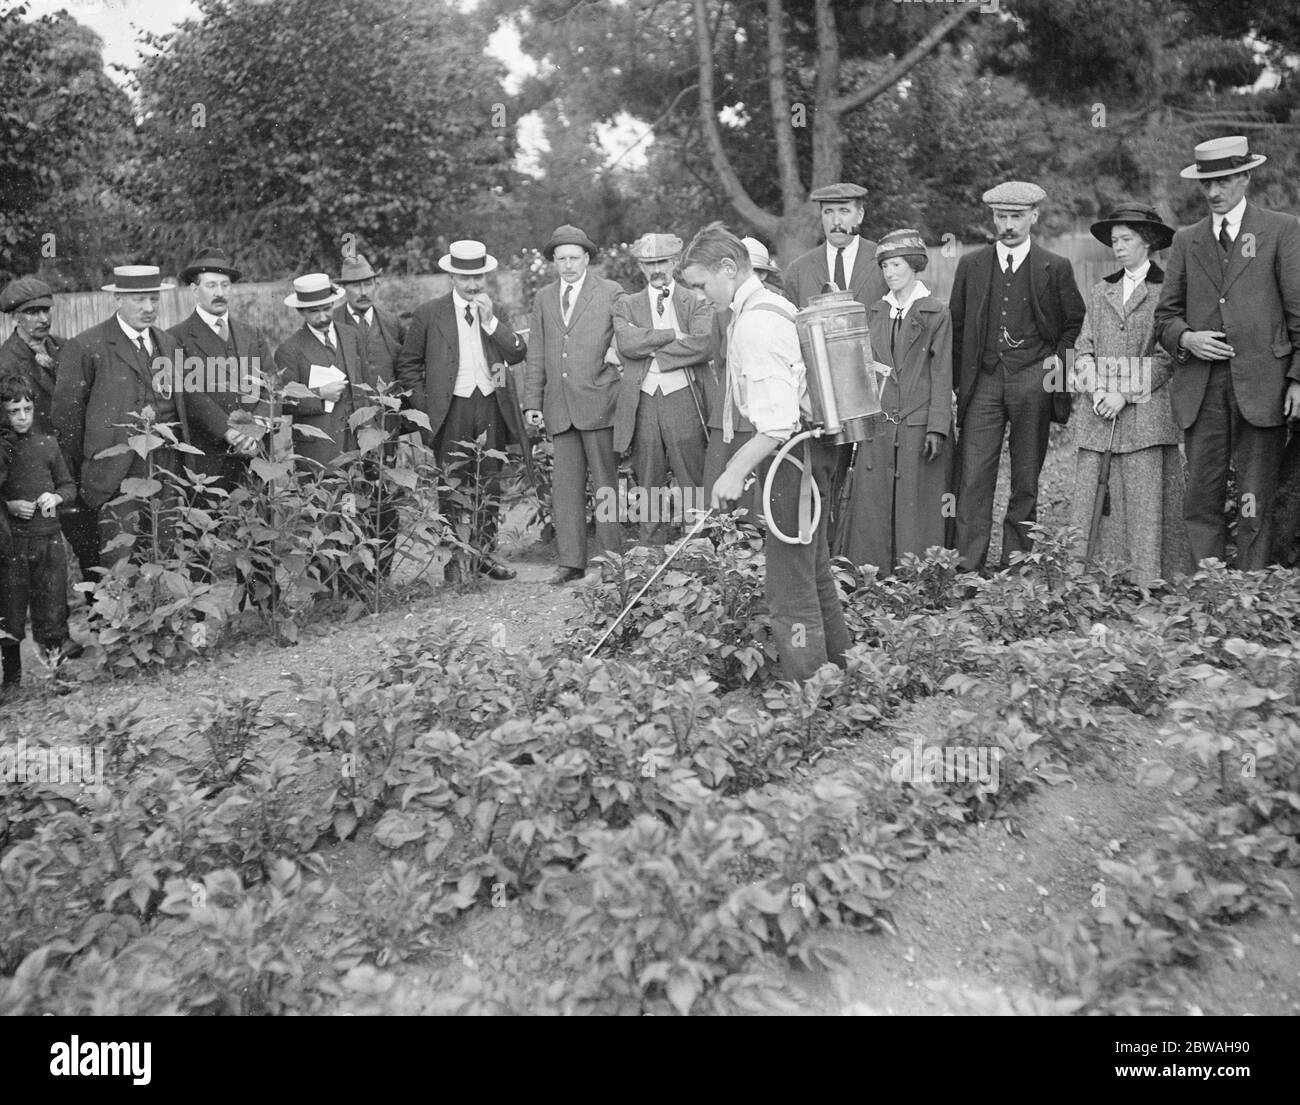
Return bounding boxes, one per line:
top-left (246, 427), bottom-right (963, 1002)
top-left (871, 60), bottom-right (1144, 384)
top-left (809, 182), bottom-right (867, 204)
top-left (629, 233), bottom-right (684, 263)
top-left (0, 276), bottom-right (53, 313)
top-left (981, 181), bottom-right (1047, 209)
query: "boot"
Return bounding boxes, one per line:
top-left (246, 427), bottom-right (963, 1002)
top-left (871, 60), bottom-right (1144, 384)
top-left (2, 643), bottom-right (21, 688)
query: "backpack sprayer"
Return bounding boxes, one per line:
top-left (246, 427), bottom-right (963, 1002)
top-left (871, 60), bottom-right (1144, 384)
top-left (587, 284), bottom-right (886, 657)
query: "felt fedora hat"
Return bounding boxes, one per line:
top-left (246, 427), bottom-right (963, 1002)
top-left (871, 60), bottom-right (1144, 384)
top-left (102, 265), bottom-right (175, 294)
top-left (339, 254), bottom-right (381, 283)
top-left (438, 240), bottom-right (498, 276)
top-left (542, 224), bottom-right (598, 261)
top-left (179, 246), bottom-right (242, 285)
top-left (284, 272), bottom-right (345, 309)
top-left (1179, 135), bottom-right (1267, 180)
top-left (1089, 204), bottom-right (1175, 251)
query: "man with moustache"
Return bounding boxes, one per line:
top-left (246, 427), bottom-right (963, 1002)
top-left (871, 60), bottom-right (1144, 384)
top-left (53, 265), bottom-right (192, 565)
top-left (1154, 136), bottom-right (1300, 569)
top-left (334, 254), bottom-right (407, 387)
top-left (396, 239), bottom-right (527, 583)
top-left (612, 233), bottom-right (712, 546)
top-left (0, 278), bottom-right (99, 586)
top-left (168, 247), bottom-right (273, 494)
top-left (950, 181), bottom-right (1085, 572)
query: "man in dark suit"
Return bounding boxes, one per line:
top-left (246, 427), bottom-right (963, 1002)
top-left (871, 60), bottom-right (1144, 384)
top-left (168, 247), bottom-right (274, 494)
top-left (950, 181), bottom-right (1086, 571)
top-left (0, 277), bottom-right (98, 584)
top-left (612, 232), bottom-right (712, 546)
top-left (334, 254), bottom-right (407, 386)
top-left (52, 265), bottom-right (192, 566)
top-left (781, 182), bottom-right (889, 551)
top-left (1154, 136), bottom-right (1300, 570)
top-left (522, 224), bottom-right (626, 584)
top-left (396, 239), bottom-right (527, 582)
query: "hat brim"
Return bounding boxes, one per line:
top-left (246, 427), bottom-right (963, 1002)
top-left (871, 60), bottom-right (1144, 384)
top-left (339, 270), bottom-right (381, 283)
top-left (10, 296), bottom-right (54, 311)
top-left (284, 287), bottom-right (346, 308)
top-left (438, 255), bottom-right (498, 275)
top-left (542, 236), bottom-right (598, 261)
top-left (1179, 154), bottom-right (1267, 179)
top-left (1089, 218), bottom-right (1175, 251)
top-left (632, 254), bottom-right (680, 265)
top-left (179, 265), bottom-right (242, 285)
top-left (102, 281), bottom-right (176, 293)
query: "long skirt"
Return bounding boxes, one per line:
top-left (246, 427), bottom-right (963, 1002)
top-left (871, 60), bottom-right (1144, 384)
top-left (1071, 444), bottom-right (1192, 583)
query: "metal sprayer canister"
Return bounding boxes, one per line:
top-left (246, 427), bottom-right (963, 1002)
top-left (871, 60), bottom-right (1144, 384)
top-left (795, 287), bottom-right (883, 444)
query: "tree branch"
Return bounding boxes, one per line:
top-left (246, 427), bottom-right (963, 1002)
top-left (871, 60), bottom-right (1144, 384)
top-left (766, 0), bottom-right (803, 210)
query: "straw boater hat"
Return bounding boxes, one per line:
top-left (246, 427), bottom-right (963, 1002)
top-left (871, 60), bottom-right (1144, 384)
top-left (741, 237), bottom-right (779, 273)
top-left (339, 255), bottom-right (381, 283)
top-left (542, 224), bottom-right (599, 261)
top-left (438, 240), bottom-right (498, 276)
top-left (629, 234), bottom-right (683, 263)
top-left (283, 273), bottom-right (345, 309)
top-left (1089, 204), bottom-right (1175, 251)
top-left (179, 246), bottom-right (242, 285)
top-left (1179, 135), bottom-right (1267, 180)
top-left (0, 276), bottom-right (54, 313)
top-left (102, 265), bottom-right (174, 293)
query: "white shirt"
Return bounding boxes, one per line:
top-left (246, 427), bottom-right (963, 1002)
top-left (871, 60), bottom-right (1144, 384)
top-left (117, 316), bottom-right (153, 355)
top-left (559, 274), bottom-right (585, 325)
top-left (641, 283), bottom-right (688, 397)
top-left (883, 280), bottom-right (931, 318)
top-left (826, 236), bottom-right (861, 289)
top-left (1121, 260), bottom-right (1150, 305)
top-left (996, 238), bottom-right (1031, 273)
top-left (724, 275), bottom-right (805, 443)
top-left (451, 291), bottom-right (496, 397)
top-left (311, 323), bottom-right (339, 352)
top-left (348, 306), bottom-right (374, 327)
top-left (197, 304), bottom-right (231, 340)
top-left (1213, 197), bottom-right (1246, 246)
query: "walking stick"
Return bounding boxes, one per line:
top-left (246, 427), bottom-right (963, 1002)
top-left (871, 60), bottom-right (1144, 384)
top-left (683, 366), bottom-right (708, 434)
top-left (1085, 416), bottom-right (1119, 566)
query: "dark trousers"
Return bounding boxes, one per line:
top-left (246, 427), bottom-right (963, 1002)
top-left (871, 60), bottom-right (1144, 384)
top-left (761, 437), bottom-right (850, 682)
top-left (1183, 363), bottom-right (1286, 570)
top-left (956, 363), bottom-right (1052, 571)
top-left (59, 501), bottom-right (101, 588)
top-left (2, 532), bottom-right (69, 650)
top-left (438, 390), bottom-right (507, 568)
top-left (631, 389), bottom-right (706, 545)
top-left (552, 426), bottom-right (622, 570)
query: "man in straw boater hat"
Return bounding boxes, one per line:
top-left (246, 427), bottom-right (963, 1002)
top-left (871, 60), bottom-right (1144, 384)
top-left (1154, 135), bottom-right (1300, 570)
top-left (611, 232), bottom-right (713, 547)
top-left (53, 264), bottom-right (191, 567)
top-left (168, 246), bottom-right (275, 495)
top-left (396, 239), bottom-right (527, 583)
top-left (522, 224), bottom-right (626, 585)
top-left (334, 253), bottom-right (407, 385)
top-left (950, 180), bottom-right (1085, 572)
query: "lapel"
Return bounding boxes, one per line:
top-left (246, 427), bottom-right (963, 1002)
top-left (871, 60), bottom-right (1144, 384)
top-left (975, 246), bottom-right (996, 337)
top-left (671, 285), bottom-right (696, 326)
top-left (435, 296), bottom-right (461, 370)
top-left (185, 312), bottom-right (225, 359)
top-left (811, 248), bottom-right (831, 296)
top-left (107, 317), bottom-right (154, 386)
top-left (566, 277), bottom-right (595, 331)
top-left (1220, 203), bottom-right (1259, 296)
top-left (1188, 216), bottom-right (1224, 291)
top-left (848, 243), bottom-right (874, 303)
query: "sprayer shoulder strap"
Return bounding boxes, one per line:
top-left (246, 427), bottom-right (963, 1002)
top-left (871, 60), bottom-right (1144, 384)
top-left (747, 301), bottom-right (797, 322)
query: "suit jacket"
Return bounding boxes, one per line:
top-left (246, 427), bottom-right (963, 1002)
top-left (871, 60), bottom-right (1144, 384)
top-left (0, 330), bottom-right (63, 436)
top-left (783, 237), bottom-right (887, 310)
top-left (522, 274), bottom-right (624, 434)
top-left (1072, 265), bottom-right (1179, 453)
top-left (334, 303), bottom-right (407, 385)
top-left (275, 323), bottom-right (378, 469)
top-left (949, 241), bottom-right (1086, 425)
top-left (167, 310), bottom-right (277, 475)
top-left (866, 294), bottom-right (952, 436)
top-left (395, 294), bottom-right (527, 446)
top-left (1153, 202), bottom-right (1300, 429)
top-left (611, 284), bottom-right (714, 454)
top-left (53, 316), bottom-right (191, 509)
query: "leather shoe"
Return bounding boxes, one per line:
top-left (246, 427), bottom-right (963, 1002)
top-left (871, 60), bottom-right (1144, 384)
top-left (478, 561), bottom-right (517, 581)
top-left (547, 566), bottom-right (585, 586)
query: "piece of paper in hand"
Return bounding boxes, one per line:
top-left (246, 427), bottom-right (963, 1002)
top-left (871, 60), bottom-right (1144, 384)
top-left (308, 363), bottom-right (347, 413)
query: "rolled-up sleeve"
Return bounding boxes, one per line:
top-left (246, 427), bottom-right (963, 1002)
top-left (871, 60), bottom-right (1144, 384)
top-left (729, 310), bottom-right (802, 441)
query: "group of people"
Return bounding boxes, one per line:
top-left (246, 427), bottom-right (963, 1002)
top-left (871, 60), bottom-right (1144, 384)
top-left (1, 132), bottom-right (1297, 688)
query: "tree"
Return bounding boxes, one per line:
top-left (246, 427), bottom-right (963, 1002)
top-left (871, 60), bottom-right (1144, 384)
top-left (128, 0), bottom-right (516, 278)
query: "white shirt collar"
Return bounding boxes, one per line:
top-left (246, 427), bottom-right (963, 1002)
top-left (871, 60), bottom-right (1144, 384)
top-left (731, 273), bottom-right (766, 313)
top-left (560, 274), bottom-right (585, 302)
top-left (311, 322), bottom-right (338, 346)
top-left (1214, 197), bottom-right (1247, 237)
top-left (348, 305), bottom-right (373, 325)
top-left (884, 281), bottom-right (931, 315)
top-left (117, 316), bottom-right (149, 344)
top-left (1122, 260), bottom-right (1150, 285)
top-left (826, 236), bottom-right (860, 270)
top-left (997, 238), bottom-right (1032, 272)
top-left (196, 305), bottom-right (229, 332)
top-left (451, 289), bottom-right (474, 315)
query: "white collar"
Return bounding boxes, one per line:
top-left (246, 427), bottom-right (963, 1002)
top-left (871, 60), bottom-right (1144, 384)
top-left (884, 281), bottom-right (931, 315)
top-left (997, 238), bottom-right (1032, 271)
top-left (560, 274), bottom-right (585, 300)
top-left (827, 236), bottom-right (860, 264)
top-left (310, 322), bottom-right (338, 345)
top-left (348, 305), bottom-right (373, 324)
top-left (196, 305), bottom-right (230, 331)
top-left (731, 273), bottom-right (766, 313)
top-left (1214, 197), bottom-right (1247, 235)
top-left (1122, 260), bottom-right (1150, 285)
top-left (117, 316), bottom-right (150, 344)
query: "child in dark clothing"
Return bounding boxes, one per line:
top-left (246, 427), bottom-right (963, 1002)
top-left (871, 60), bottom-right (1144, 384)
top-left (0, 374), bottom-right (76, 688)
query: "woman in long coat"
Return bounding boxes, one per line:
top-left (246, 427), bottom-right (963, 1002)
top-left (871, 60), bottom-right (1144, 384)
top-left (1071, 204), bottom-right (1192, 581)
top-left (840, 230), bottom-right (952, 571)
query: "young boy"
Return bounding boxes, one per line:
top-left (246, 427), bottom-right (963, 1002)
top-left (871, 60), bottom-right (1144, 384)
top-left (0, 374), bottom-right (76, 688)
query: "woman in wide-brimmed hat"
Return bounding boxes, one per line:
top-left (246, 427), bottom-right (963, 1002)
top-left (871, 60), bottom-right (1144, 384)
top-left (1071, 204), bottom-right (1192, 582)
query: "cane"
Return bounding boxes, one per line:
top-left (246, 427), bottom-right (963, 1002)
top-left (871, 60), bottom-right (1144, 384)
top-left (1085, 415), bottom-right (1119, 566)
top-left (585, 477), bottom-right (753, 659)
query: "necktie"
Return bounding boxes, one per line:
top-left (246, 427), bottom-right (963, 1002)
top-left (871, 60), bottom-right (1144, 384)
top-left (890, 308), bottom-right (903, 361)
top-left (834, 248), bottom-right (846, 291)
top-left (464, 303), bottom-right (474, 326)
top-left (355, 311), bottom-right (370, 333)
top-left (656, 288), bottom-right (669, 317)
top-left (562, 283), bottom-right (573, 320)
top-left (1001, 251), bottom-right (1011, 274)
top-left (136, 334), bottom-right (150, 359)
top-left (214, 316), bottom-right (228, 341)
top-left (321, 328), bottom-right (334, 351)
top-left (1218, 221), bottom-right (1233, 256)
